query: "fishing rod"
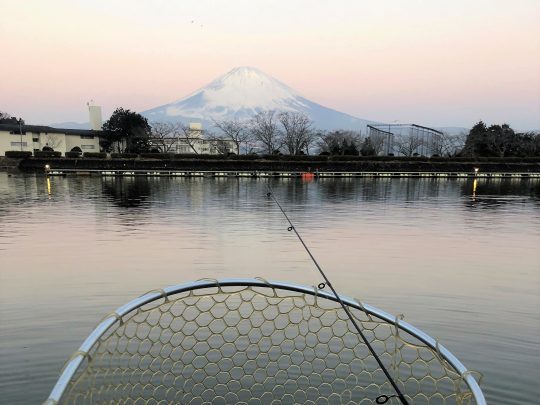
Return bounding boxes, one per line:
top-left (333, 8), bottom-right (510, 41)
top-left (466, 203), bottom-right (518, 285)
top-left (266, 183), bottom-right (409, 405)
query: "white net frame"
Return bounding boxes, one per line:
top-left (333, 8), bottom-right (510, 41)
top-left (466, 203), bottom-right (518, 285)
top-left (44, 279), bottom-right (485, 404)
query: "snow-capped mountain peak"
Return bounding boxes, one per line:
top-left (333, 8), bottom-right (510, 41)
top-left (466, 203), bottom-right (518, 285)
top-left (170, 66), bottom-right (303, 114)
top-left (198, 66), bottom-right (300, 100)
top-left (143, 66), bottom-right (375, 130)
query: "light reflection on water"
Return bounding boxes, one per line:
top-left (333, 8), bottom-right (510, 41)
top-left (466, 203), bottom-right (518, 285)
top-left (0, 173), bottom-right (539, 404)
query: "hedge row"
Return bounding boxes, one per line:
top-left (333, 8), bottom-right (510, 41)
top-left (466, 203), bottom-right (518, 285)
top-left (34, 151), bottom-right (62, 158)
top-left (111, 153), bottom-right (138, 159)
top-left (5, 151), bottom-right (540, 163)
top-left (139, 153), bottom-right (176, 160)
top-left (5, 151), bottom-right (32, 158)
top-left (83, 152), bottom-right (107, 159)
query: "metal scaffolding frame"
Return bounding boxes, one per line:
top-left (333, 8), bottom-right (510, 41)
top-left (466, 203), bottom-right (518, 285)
top-left (367, 124), bottom-right (444, 156)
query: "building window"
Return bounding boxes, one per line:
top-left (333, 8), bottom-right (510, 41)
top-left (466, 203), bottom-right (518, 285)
top-left (80, 135), bottom-right (94, 139)
top-left (10, 142), bottom-right (28, 147)
top-left (81, 145), bottom-right (95, 150)
top-left (33, 137), bottom-right (39, 142)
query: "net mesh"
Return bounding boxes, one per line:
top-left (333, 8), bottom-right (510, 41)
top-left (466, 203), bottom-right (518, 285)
top-left (55, 284), bottom-right (476, 404)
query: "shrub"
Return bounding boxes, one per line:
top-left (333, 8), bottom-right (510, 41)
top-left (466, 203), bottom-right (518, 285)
top-left (259, 154), bottom-right (281, 161)
top-left (65, 151), bottom-right (82, 158)
top-left (171, 154), bottom-right (227, 160)
top-left (171, 154), bottom-right (198, 160)
top-left (522, 156), bottom-right (540, 163)
top-left (111, 153), bottom-right (139, 159)
top-left (83, 152), bottom-right (107, 159)
top-left (429, 156), bottom-right (449, 162)
top-left (140, 153), bottom-right (174, 160)
top-left (191, 154), bottom-right (228, 160)
top-left (231, 154), bottom-right (261, 161)
top-left (34, 151), bottom-right (62, 158)
top-left (328, 155), bottom-right (365, 162)
top-left (281, 155), bottom-right (328, 162)
top-left (5, 151), bottom-right (32, 158)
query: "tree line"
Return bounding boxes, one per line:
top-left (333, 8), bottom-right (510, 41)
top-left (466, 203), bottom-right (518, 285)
top-left (100, 108), bottom-right (323, 155)
top-left (4, 108), bottom-right (539, 158)
top-left (98, 108), bottom-right (380, 156)
top-left (461, 121), bottom-right (540, 158)
top-left (0, 111), bottom-right (24, 125)
top-left (97, 110), bottom-right (540, 158)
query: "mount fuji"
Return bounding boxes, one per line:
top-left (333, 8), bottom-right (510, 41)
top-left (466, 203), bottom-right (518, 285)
top-left (142, 67), bottom-right (377, 130)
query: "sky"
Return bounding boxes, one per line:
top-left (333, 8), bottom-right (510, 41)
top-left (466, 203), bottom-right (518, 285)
top-left (1, 0), bottom-right (539, 130)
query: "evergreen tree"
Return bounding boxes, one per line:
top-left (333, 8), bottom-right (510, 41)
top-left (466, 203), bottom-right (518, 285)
top-left (463, 121), bottom-right (538, 157)
top-left (102, 108), bottom-right (151, 153)
top-left (343, 139), bottom-right (359, 155)
top-left (360, 137), bottom-right (376, 156)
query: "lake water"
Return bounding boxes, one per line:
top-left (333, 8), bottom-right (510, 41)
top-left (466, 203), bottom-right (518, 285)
top-left (0, 173), bottom-right (539, 404)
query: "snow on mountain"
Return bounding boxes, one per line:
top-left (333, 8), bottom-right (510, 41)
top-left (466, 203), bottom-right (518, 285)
top-left (142, 66), bottom-right (377, 131)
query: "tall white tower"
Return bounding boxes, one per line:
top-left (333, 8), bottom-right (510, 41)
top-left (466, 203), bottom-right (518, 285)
top-left (87, 102), bottom-right (103, 130)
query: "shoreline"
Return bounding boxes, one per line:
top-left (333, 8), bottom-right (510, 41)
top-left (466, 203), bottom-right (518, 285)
top-left (8, 156), bottom-right (540, 176)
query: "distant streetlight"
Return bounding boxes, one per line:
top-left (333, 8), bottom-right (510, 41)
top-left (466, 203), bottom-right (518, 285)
top-left (474, 167), bottom-right (479, 176)
top-left (18, 118), bottom-right (23, 151)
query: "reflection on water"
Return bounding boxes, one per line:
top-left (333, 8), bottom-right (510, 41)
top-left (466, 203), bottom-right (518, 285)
top-left (101, 177), bottom-right (153, 208)
top-left (0, 174), bottom-right (539, 404)
top-left (464, 178), bottom-right (540, 210)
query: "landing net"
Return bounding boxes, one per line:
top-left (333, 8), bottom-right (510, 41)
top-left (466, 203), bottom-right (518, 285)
top-left (45, 279), bottom-right (484, 404)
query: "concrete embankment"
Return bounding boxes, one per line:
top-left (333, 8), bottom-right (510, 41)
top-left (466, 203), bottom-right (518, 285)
top-left (0, 157), bottom-right (23, 172)
top-left (15, 157), bottom-right (540, 175)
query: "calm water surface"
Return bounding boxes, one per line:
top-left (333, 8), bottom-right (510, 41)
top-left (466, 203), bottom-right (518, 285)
top-left (0, 173), bottom-right (539, 404)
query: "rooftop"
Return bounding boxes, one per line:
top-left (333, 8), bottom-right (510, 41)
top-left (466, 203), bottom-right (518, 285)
top-left (0, 123), bottom-right (103, 136)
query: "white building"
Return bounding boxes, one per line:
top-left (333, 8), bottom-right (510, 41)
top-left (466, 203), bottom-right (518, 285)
top-left (0, 123), bottom-right (102, 156)
top-left (150, 123), bottom-right (238, 155)
top-left (88, 105), bottom-right (103, 131)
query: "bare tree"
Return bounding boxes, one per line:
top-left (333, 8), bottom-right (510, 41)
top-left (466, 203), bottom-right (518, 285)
top-left (429, 133), bottom-right (446, 156)
top-left (430, 132), bottom-right (467, 157)
top-left (278, 111), bottom-right (315, 155)
top-left (394, 132), bottom-right (424, 156)
top-left (317, 130), bottom-right (361, 155)
top-left (212, 118), bottom-right (250, 154)
top-left (150, 122), bottom-right (180, 152)
top-left (369, 133), bottom-right (386, 155)
top-left (450, 132), bottom-right (467, 156)
top-left (177, 123), bottom-right (201, 154)
top-left (0, 111), bottom-right (21, 124)
top-left (207, 137), bottom-right (230, 154)
top-left (249, 110), bottom-right (282, 154)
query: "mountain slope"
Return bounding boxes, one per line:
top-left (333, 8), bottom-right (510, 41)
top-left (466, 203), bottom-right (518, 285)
top-left (142, 67), bottom-right (377, 130)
